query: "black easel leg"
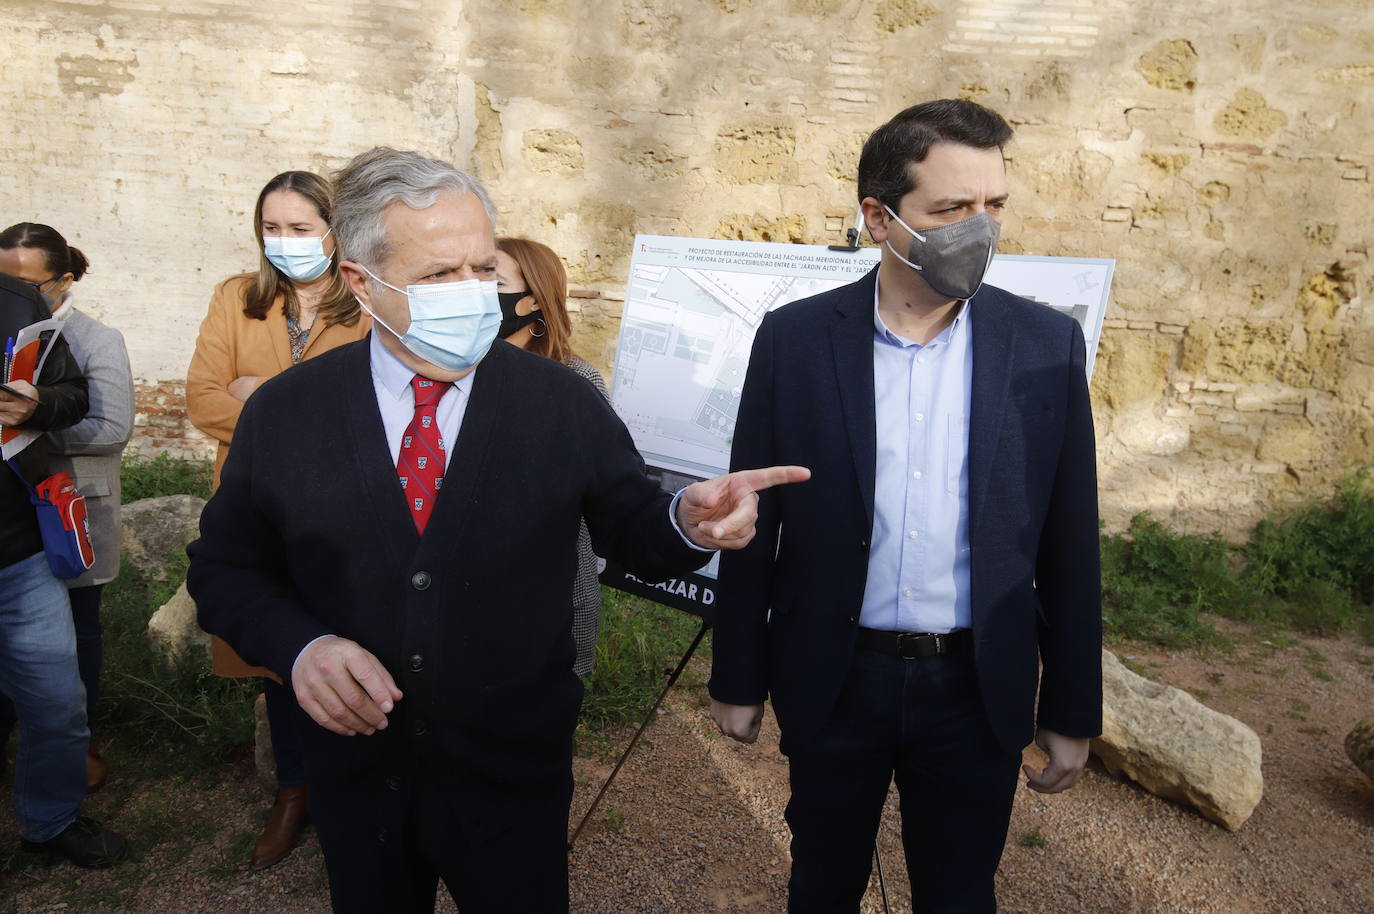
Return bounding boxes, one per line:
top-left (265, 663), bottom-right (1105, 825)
top-left (874, 842), bottom-right (892, 914)
top-left (569, 619), bottom-right (710, 850)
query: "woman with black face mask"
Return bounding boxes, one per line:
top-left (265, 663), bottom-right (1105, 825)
top-left (493, 237), bottom-right (608, 678)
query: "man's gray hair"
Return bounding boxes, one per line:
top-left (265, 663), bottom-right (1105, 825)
top-left (331, 147), bottom-right (498, 270)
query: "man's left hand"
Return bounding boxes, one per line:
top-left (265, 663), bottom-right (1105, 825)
top-left (1023, 728), bottom-right (1090, 793)
top-left (677, 465), bottom-right (811, 551)
top-left (0, 380), bottom-right (39, 426)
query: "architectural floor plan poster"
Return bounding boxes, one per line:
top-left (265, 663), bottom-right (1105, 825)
top-left (601, 234), bottom-right (1114, 617)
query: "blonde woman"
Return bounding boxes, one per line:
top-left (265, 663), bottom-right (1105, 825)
top-left (186, 171), bottom-right (369, 870)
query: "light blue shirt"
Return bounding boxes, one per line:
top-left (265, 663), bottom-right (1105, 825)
top-left (857, 282), bottom-right (973, 633)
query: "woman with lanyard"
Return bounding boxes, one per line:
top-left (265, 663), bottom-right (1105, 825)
top-left (186, 171), bottom-right (369, 870)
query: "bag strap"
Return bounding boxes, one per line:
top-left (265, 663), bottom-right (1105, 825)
top-left (4, 457), bottom-right (44, 505)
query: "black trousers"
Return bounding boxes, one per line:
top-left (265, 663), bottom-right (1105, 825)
top-left (310, 763), bottom-right (574, 914)
top-left (784, 647), bottom-right (1021, 914)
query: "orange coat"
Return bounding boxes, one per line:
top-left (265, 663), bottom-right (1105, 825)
top-left (186, 274), bottom-right (371, 678)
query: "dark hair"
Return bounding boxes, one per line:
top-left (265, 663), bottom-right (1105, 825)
top-left (857, 99), bottom-right (1013, 209)
top-left (244, 171), bottom-right (359, 325)
top-left (495, 237), bottom-right (576, 365)
top-left (0, 222), bottom-right (90, 281)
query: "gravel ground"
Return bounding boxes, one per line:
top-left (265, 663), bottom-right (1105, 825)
top-left (3, 623), bottom-right (1372, 913)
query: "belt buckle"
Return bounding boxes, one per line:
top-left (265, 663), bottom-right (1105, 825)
top-left (895, 632), bottom-right (943, 659)
top-left (894, 631), bottom-right (927, 659)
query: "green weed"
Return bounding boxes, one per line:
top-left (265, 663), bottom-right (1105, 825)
top-left (121, 452), bottom-right (213, 502)
top-left (579, 587), bottom-right (707, 731)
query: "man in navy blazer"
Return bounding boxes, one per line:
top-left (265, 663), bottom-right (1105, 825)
top-left (709, 100), bottom-right (1102, 912)
top-left (188, 148), bottom-right (806, 914)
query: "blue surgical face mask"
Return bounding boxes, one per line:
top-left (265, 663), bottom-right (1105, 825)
top-left (357, 265), bottom-right (502, 373)
top-left (263, 229), bottom-right (334, 282)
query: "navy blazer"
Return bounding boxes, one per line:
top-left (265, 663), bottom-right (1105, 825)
top-left (189, 337), bottom-right (710, 790)
top-left (709, 267), bottom-right (1102, 754)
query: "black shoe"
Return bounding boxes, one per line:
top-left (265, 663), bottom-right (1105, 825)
top-left (21, 815), bottom-right (129, 868)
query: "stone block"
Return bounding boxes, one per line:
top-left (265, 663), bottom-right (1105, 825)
top-left (121, 495), bottom-right (207, 582)
top-left (1093, 650), bottom-right (1263, 830)
top-left (145, 580), bottom-right (211, 660)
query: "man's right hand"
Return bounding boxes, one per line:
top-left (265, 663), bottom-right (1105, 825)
top-left (292, 636), bottom-right (404, 737)
top-left (710, 698), bottom-right (764, 743)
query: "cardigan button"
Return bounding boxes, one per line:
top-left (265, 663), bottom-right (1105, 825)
top-left (409, 654), bottom-right (424, 672)
top-left (411, 571), bottom-right (431, 590)
top-left (376, 827), bottom-right (390, 844)
top-left (385, 775), bottom-right (402, 791)
top-left (858, 538), bottom-right (870, 550)
top-left (413, 719), bottom-right (428, 737)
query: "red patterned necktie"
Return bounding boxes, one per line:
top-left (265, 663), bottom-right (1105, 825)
top-left (397, 375), bottom-right (451, 534)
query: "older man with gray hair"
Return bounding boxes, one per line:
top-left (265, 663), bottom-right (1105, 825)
top-left (188, 147), bottom-right (808, 914)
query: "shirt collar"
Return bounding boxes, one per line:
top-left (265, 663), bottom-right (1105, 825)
top-left (368, 330), bottom-right (476, 401)
top-left (51, 291), bottom-right (75, 322)
top-left (872, 278), bottom-right (970, 349)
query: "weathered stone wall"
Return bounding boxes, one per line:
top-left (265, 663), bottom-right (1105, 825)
top-left (2, 0), bottom-right (1371, 535)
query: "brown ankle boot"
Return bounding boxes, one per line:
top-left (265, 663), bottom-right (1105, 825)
top-left (249, 786), bottom-right (309, 871)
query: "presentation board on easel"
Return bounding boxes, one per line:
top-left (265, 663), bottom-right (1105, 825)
top-left (600, 234), bottom-right (1114, 619)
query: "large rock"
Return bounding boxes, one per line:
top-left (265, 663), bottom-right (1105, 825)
top-left (1092, 649), bottom-right (1263, 830)
top-left (1346, 714), bottom-right (1374, 784)
top-left (145, 581), bottom-right (211, 660)
top-left (121, 494), bottom-right (206, 581)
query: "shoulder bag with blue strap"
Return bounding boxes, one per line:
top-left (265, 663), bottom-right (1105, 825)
top-left (5, 458), bottom-right (95, 579)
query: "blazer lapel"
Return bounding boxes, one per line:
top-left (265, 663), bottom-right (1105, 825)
top-left (341, 337), bottom-right (420, 556)
top-left (830, 268), bottom-right (879, 530)
top-left (266, 296), bottom-right (294, 373)
top-left (967, 289), bottom-right (1015, 538)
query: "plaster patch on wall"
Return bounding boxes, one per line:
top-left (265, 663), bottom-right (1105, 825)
top-left (714, 122), bottom-right (797, 184)
top-left (1141, 151), bottom-right (1191, 174)
top-left (57, 53), bottom-right (138, 98)
top-left (1137, 39), bottom-right (1197, 92)
top-left (472, 83), bottom-right (504, 182)
top-left (875, 0), bottom-right (936, 33)
top-left (618, 145), bottom-right (686, 181)
top-left (522, 128), bottom-right (583, 175)
top-left (714, 214), bottom-right (807, 243)
top-left (1214, 88), bottom-right (1288, 138)
top-left (789, 0), bottom-right (844, 14)
top-left (1316, 65), bottom-right (1374, 84)
top-left (826, 130), bottom-right (866, 183)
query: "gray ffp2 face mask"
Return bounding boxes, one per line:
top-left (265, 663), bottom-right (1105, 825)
top-left (883, 206), bottom-right (1001, 301)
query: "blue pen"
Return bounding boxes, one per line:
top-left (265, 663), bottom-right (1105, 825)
top-left (3, 337), bottom-right (12, 383)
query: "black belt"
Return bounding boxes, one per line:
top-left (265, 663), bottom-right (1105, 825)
top-left (855, 627), bottom-right (973, 659)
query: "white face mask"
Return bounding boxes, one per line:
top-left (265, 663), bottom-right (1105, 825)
top-left (357, 265), bottom-right (502, 373)
top-left (263, 229), bottom-right (333, 281)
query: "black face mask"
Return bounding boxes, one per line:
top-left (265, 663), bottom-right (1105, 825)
top-left (497, 291), bottom-right (542, 339)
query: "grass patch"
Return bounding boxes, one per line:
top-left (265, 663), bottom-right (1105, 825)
top-left (96, 558), bottom-right (258, 777)
top-left (1102, 468), bottom-right (1373, 649)
top-left (579, 587), bottom-right (707, 733)
top-left (1018, 829), bottom-right (1048, 848)
top-left (121, 452), bottom-right (213, 502)
top-left (1101, 513), bottom-right (1239, 649)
